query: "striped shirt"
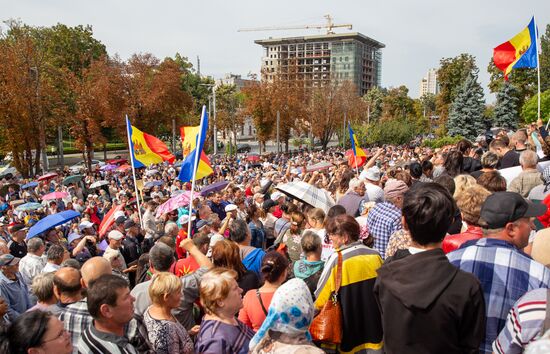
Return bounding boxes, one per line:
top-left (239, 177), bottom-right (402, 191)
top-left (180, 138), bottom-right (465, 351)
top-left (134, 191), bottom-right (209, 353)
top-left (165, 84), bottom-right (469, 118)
top-left (77, 322), bottom-right (138, 354)
top-left (58, 299), bottom-right (92, 354)
top-left (493, 288), bottom-right (550, 353)
top-left (448, 238), bottom-right (550, 353)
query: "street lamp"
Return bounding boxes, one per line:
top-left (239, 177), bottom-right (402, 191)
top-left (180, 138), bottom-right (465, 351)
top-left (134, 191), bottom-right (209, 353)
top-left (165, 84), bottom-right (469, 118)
top-left (200, 83), bottom-right (217, 155)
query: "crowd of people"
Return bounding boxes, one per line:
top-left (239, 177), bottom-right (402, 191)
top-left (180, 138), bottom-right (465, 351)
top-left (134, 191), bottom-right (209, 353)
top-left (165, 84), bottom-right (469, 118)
top-left (1, 118), bottom-right (550, 353)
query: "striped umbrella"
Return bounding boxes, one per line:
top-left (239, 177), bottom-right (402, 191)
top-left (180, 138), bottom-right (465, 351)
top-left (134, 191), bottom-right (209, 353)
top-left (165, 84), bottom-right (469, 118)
top-left (275, 181), bottom-right (335, 213)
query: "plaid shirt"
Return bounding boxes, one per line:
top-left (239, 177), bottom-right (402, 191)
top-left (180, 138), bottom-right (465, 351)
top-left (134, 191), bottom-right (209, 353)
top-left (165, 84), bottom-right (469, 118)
top-left (447, 238), bottom-right (550, 354)
top-left (366, 202), bottom-right (402, 259)
top-left (59, 299), bottom-right (93, 353)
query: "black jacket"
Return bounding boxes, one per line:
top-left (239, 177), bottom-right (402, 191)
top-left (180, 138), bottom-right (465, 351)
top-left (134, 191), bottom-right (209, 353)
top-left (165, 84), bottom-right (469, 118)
top-left (374, 248), bottom-right (485, 354)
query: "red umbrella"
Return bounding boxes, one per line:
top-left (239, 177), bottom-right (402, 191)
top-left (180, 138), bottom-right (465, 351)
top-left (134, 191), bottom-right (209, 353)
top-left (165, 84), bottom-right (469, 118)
top-left (117, 164), bottom-right (131, 172)
top-left (42, 191), bottom-right (69, 200)
top-left (37, 172), bottom-right (58, 181)
top-left (345, 149), bottom-right (367, 168)
top-left (98, 203), bottom-right (125, 237)
top-left (247, 155), bottom-right (260, 162)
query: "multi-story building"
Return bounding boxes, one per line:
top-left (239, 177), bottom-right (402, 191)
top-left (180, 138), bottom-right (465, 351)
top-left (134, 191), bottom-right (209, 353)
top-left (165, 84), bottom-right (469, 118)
top-left (419, 68), bottom-right (439, 96)
top-left (255, 32), bottom-right (385, 96)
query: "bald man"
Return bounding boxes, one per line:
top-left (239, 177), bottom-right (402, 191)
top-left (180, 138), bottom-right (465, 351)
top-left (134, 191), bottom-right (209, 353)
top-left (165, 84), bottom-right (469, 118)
top-left (53, 267), bottom-right (83, 307)
top-left (59, 257), bottom-right (112, 349)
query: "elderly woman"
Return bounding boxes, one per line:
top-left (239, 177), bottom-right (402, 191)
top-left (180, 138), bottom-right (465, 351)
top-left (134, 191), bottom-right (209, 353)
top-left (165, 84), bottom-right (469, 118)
top-left (315, 214), bottom-right (383, 353)
top-left (196, 267), bottom-right (255, 354)
top-left (453, 174), bottom-right (477, 199)
top-left (27, 272), bottom-right (57, 312)
top-left (442, 185), bottom-right (492, 253)
top-left (0, 309), bottom-right (72, 354)
top-left (471, 151), bottom-right (499, 180)
top-left (249, 278), bottom-right (323, 354)
top-left (293, 231), bottom-right (324, 296)
top-left (144, 272), bottom-right (195, 354)
top-left (238, 251), bottom-right (289, 331)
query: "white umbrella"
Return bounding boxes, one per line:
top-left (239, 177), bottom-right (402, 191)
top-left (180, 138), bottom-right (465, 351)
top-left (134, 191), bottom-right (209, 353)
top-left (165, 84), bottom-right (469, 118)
top-left (90, 180), bottom-right (109, 189)
top-left (275, 181), bottom-right (335, 213)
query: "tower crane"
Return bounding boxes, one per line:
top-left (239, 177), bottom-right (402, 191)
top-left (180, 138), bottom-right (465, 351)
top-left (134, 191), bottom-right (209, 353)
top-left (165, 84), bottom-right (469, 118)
top-left (238, 14), bottom-right (352, 35)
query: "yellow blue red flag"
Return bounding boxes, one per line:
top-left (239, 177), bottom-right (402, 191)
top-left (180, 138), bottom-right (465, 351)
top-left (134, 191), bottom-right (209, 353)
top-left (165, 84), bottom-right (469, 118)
top-left (493, 16), bottom-right (538, 79)
top-left (348, 124), bottom-right (366, 157)
top-left (178, 107), bottom-right (213, 182)
top-left (126, 117), bottom-right (175, 168)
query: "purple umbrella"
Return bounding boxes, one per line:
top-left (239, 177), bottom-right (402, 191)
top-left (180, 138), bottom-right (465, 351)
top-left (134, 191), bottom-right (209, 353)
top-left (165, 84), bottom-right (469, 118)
top-left (200, 180), bottom-right (230, 197)
top-left (100, 164), bottom-right (118, 171)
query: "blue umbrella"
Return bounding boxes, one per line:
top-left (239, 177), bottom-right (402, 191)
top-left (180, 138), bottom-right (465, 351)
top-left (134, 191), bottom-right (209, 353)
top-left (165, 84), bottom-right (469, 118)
top-left (27, 210), bottom-right (81, 240)
top-left (200, 180), bottom-right (230, 196)
top-left (21, 182), bottom-right (38, 189)
top-left (144, 180), bottom-right (163, 189)
top-left (16, 202), bottom-right (43, 212)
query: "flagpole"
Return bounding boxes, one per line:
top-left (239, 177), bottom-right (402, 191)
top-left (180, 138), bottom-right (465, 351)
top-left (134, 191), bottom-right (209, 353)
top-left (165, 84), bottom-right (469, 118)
top-left (125, 115), bottom-right (143, 228)
top-left (535, 16), bottom-right (542, 122)
top-left (187, 106), bottom-right (207, 239)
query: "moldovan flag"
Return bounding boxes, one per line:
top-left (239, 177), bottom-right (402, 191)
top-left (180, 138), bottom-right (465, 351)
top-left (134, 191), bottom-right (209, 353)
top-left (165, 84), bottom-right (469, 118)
top-left (493, 16), bottom-right (538, 79)
top-left (126, 117), bottom-right (175, 168)
top-left (348, 124), bottom-right (367, 158)
top-left (178, 107), bottom-right (213, 182)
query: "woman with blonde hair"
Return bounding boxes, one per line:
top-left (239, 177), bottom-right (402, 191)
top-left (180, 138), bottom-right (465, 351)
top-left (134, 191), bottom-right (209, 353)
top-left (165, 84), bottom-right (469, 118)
top-left (196, 268), bottom-right (255, 354)
top-left (144, 272), bottom-right (195, 354)
top-left (278, 211), bottom-right (306, 264)
top-left (453, 174), bottom-right (477, 199)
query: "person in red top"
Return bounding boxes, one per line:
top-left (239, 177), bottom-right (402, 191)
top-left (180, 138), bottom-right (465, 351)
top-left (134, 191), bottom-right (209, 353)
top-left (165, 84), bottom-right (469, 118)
top-left (270, 191), bottom-right (285, 219)
top-left (174, 233), bottom-right (210, 277)
top-left (442, 185), bottom-right (492, 253)
top-left (175, 214), bottom-right (195, 259)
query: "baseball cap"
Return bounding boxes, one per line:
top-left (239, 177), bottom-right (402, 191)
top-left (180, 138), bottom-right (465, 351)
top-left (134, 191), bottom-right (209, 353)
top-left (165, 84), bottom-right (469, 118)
top-left (108, 230), bottom-right (124, 241)
top-left (115, 215), bottom-right (128, 225)
top-left (196, 219), bottom-right (211, 230)
top-left (9, 224), bottom-right (28, 233)
top-left (67, 233), bottom-right (83, 244)
top-left (78, 220), bottom-right (95, 231)
top-left (178, 215), bottom-right (196, 225)
top-left (0, 254), bottom-right (19, 266)
top-left (225, 204), bottom-right (238, 212)
top-left (124, 219), bottom-right (137, 230)
top-left (480, 192), bottom-right (547, 229)
top-left (271, 191), bottom-right (284, 201)
top-left (263, 199), bottom-right (277, 211)
top-left (113, 211), bottom-right (125, 220)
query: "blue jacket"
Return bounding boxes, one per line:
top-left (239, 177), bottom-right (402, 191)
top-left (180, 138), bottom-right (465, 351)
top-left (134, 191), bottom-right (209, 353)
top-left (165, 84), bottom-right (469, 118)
top-left (0, 272), bottom-right (31, 321)
top-left (248, 221), bottom-right (265, 249)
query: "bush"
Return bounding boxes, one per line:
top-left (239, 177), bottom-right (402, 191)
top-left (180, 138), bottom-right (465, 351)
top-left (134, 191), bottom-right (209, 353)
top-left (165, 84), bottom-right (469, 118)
top-left (422, 135), bottom-right (464, 148)
top-left (355, 117), bottom-right (427, 146)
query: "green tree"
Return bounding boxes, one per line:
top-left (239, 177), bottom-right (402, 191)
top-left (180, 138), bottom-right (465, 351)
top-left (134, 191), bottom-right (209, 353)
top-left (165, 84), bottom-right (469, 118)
top-left (361, 86), bottom-right (385, 123)
top-left (437, 53), bottom-right (478, 122)
top-left (521, 90), bottom-right (550, 123)
top-left (493, 81), bottom-right (519, 129)
top-left (381, 85), bottom-right (415, 119)
top-left (541, 24), bottom-right (550, 92)
top-left (446, 72), bottom-right (486, 140)
top-left (216, 84), bottom-right (245, 155)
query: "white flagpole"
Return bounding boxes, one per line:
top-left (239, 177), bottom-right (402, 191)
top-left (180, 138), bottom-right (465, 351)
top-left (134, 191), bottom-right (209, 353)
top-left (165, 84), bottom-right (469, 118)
top-left (125, 115), bottom-right (143, 228)
top-left (187, 106), bottom-right (207, 239)
top-left (535, 16), bottom-right (542, 122)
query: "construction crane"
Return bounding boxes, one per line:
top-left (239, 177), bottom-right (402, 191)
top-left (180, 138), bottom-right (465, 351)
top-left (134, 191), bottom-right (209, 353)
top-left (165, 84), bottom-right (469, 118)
top-left (238, 15), bottom-right (352, 35)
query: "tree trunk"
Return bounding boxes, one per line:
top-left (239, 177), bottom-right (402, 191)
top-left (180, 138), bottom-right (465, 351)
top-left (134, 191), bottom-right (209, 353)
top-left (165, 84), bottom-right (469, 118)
top-left (103, 144), bottom-right (107, 161)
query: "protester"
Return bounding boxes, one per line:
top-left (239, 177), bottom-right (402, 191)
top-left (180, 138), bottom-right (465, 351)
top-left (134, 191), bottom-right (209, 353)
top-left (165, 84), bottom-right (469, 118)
top-left (18, 237), bottom-right (46, 286)
top-left (0, 253), bottom-right (31, 320)
top-left (196, 267), bottom-right (255, 354)
top-left (375, 183), bottom-right (485, 353)
top-left (337, 178), bottom-right (368, 217)
top-left (293, 230), bottom-right (324, 296)
top-left (28, 272), bottom-right (56, 312)
top-left (211, 239), bottom-right (260, 294)
top-left (509, 150), bottom-right (543, 197)
top-left (230, 219), bottom-right (265, 275)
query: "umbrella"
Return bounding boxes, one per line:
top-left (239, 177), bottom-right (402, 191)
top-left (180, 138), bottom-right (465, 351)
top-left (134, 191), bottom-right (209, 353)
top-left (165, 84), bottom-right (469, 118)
top-left (26, 210), bottom-right (81, 239)
top-left (117, 164), bottom-right (131, 172)
top-left (90, 180), bottom-right (109, 189)
top-left (145, 169), bottom-right (159, 176)
top-left (0, 183), bottom-right (19, 196)
top-left (0, 167), bottom-right (16, 178)
top-left (62, 175), bottom-right (84, 186)
top-left (37, 172), bottom-right (58, 181)
top-left (200, 180), bottom-right (230, 196)
top-left (9, 199), bottom-right (25, 207)
top-left (275, 181), bottom-right (335, 213)
top-left (247, 154), bottom-right (260, 162)
top-left (155, 191), bottom-right (192, 217)
top-left (21, 181), bottom-right (38, 189)
top-left (16, 202), bottom-right (43, 212)
top-left (99, 203), bottom-right (125, 237)
top-left (306, 161), bottom-right (333, 172)
top-left (100, 164), bottom-right (117, 171)
top-left (42, 191), bottom-right (69, 200)
top-left (144, 180), bottom-right (163, 189)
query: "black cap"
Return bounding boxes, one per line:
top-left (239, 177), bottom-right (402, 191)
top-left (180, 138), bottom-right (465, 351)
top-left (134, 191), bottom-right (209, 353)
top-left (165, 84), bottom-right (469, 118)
top-left (115, 216), bottom-right (128, 226)
top-left (124, 219), bottom-right (137, 230)
top-left (480, 192), bottom-right (547, 229)
top-left (262, 199), bottom-right (277, 211)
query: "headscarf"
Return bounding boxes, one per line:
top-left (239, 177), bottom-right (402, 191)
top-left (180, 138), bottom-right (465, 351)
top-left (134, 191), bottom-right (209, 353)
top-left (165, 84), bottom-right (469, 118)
top-left (249, 278), bottom-right (314, 350)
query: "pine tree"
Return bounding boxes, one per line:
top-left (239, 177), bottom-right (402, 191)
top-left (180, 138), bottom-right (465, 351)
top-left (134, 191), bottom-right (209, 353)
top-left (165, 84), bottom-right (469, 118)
top-left (493, 81), bottom-right (519, 129)
top-left (446, 72), bottom-right (486, 140)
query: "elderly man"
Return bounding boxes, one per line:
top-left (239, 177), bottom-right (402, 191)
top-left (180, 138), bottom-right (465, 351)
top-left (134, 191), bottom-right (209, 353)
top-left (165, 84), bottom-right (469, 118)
top-left (361, 166), bottom-right (384, 203)
top-left (0, 254), bottom-right (31, 321)
top-left (18, 237), bottom-right (46, 286)
top-left (448, 192), bottom-right (550, 353)
top-left (337, 178), bottom-right (369, 217)
top-left (7, 224), bottom-right (27, 258)
top-left (508, 150), bottom-right (543, 197)
top-left (42, 244), bottom-right (66, 273)
top-left (51, 267), bottom-right (83, 315)
top-left (366, 179), bottom-right (409, 259)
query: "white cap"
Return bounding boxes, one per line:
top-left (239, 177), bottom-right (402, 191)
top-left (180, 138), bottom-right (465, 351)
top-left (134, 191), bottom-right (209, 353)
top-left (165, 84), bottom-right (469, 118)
top-left (178, 215), bottom-right (196, 225)
top-left (113, 210), bottom-right (125, 220)
top-left (108, 230), bottom-right (124, 241)
top-left (225, 204), bottom-right (238, 212)
top-left (271, 191), bottom-right (284, 201)
top-left (78, 220), bottom-right (95, 231)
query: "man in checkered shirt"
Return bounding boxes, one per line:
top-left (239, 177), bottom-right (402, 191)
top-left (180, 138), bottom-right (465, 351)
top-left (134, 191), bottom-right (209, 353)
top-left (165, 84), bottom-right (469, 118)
top-left (366, 179), bottom-right (409, 259)
top-left (448, 192), bottom-right (550, 354)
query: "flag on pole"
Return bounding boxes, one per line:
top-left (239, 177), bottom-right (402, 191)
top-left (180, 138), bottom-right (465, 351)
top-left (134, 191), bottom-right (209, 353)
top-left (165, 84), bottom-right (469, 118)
top-left (178, 109), bottom-right (212, 182)
top-left (126, 118), bottom-right (175, 168)
top-left (493, 16), bottom-right (538, 79)
top-left (348, 124), bottom-right (366, 157)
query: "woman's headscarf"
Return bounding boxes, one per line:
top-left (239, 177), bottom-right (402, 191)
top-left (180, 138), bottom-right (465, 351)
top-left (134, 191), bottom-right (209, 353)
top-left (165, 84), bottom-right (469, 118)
top-left (249, 278), bottom-right (314, 349)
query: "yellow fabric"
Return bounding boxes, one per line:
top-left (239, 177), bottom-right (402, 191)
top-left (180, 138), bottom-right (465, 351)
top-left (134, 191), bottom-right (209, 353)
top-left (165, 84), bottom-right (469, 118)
top-left (196, 156), bottom-right (214, 180)
top-left (505, 26), bottom-right (533, 76)
top-left (131, 126), bottom-right (163, 166)
top-left (352, 134), bottom-right (367, 157)
top-left (181, 126), bottom-right (200, 158)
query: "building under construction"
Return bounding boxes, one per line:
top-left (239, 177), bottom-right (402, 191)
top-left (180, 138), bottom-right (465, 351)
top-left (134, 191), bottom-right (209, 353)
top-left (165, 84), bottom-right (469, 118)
top-left (255, 32), bottom-right (385, 96)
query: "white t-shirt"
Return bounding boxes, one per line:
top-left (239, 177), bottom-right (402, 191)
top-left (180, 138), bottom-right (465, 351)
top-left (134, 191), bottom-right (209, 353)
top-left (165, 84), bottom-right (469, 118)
top-left (303, 228), bottom-right (333, 262)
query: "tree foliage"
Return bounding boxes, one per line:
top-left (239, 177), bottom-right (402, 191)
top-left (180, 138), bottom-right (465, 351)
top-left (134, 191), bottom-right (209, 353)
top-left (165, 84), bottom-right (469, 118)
top-left (361, 86), bottom-right (385, 122)
top-left (446, 72), bottom-right (486, 140)
top-left (493, 81), bottom-right (519, 129)
top-left (521, 90), bottom-right (550, 123)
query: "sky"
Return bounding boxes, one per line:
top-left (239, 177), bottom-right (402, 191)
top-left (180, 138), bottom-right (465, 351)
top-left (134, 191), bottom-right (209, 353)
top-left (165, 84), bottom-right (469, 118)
top-left (3, 0), bottom-right (550, 102)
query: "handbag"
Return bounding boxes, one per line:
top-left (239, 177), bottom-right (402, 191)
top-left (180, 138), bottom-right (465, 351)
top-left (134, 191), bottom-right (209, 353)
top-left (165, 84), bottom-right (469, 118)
top-left (310, 251), bottom-right (343, 344)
